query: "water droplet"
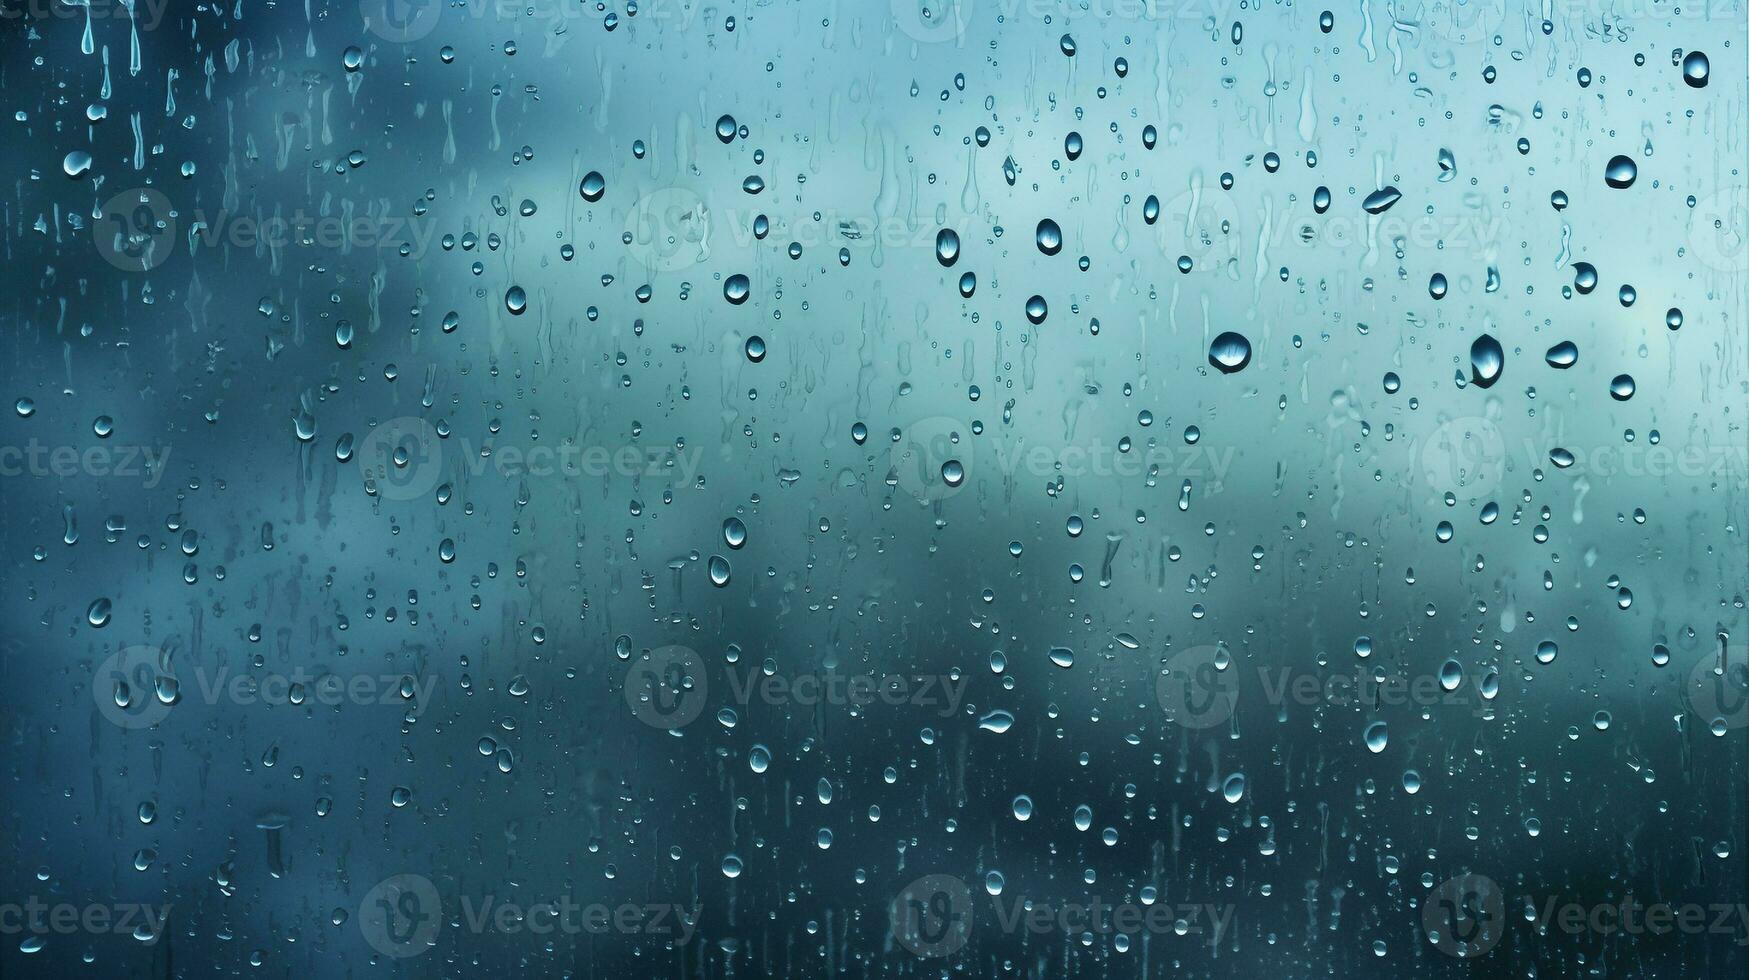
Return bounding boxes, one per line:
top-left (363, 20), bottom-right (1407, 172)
top-left (1361, 186), bottom-right (1402, 214)
top-left (1439, 659), bottom-right (1463, 691)
top-left (1682, 50), bottom-right (1709, 88)
top-left (1208, 331), bottom-right (1252, 374)
top-left (579, 171), bottom-right (606, 201)
top-left (1468, 334), bottom-right (1503, 388)
top-left (935, 228), bottom-right (960, 266)
top-left (1035, 218), bottom-right (1062, 255)
top-left (1604, 155), bottom-right (1637, 189)
top-left (940, 459), bottom-right (965, 487)
top-left (63, 150), bottom-right (93, 178)
top-left (978, 710), bottom-right (1014, 733)
top-left (724, 274), bottom-right (751, 305)
top-left (1221, 773), bottom-right (1246, 803)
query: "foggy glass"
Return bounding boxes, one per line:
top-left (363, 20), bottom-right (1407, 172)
top-left (1, 1), bottom-right (1746, 977)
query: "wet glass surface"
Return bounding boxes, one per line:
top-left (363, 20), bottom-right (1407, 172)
top-left (1, 2), bottom-right (1746, 976)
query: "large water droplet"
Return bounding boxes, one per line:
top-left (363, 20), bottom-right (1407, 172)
top-left (1682, 50), bottom-right (1709, 88)
top-left (1604, 155), bottom-right (1637, 189)
top-left (1468, 334), bottom-right (1503, 388)
top-left (1208, 331), bottom-right (1252, 374)
top-left (935, 228), bottom-right (960, 267)
top-left (724, 274), bottom-right (751, 305)
top-left (1361, 186), bottom-right (1402, 214)
top-left (579, 170), bottom-right (606, 201)
top-left (978, 710), bottom-right (1014, 734)
top-left (1035, 218), bottom-right (1062, 255)
top-left (1221, 773), bottom-right (1246, 803)
top-left (63, 151), bottom-right (93, 178)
